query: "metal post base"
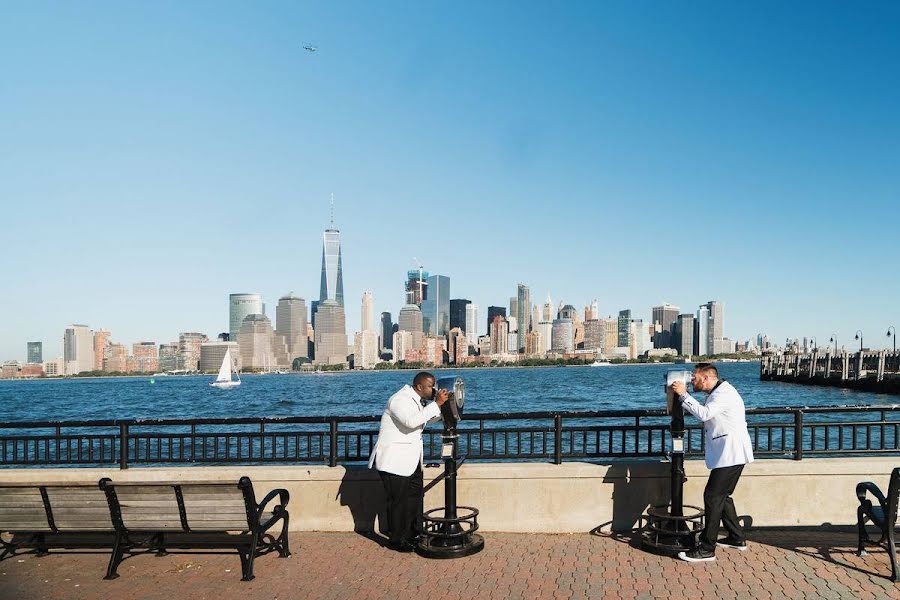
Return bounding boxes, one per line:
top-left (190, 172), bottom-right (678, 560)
top-left (639, 504), bottom-right (704, 557)
top-left (416, 506), bottom-right (484, 559)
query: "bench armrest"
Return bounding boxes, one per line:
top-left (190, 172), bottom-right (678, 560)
top-left (256, 488), bottom-right (290, 515)
top-left (856, 481), bottom-right (887, 510)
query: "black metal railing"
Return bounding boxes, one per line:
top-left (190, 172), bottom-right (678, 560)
top-left (1, 406), bottom-right (899, 469)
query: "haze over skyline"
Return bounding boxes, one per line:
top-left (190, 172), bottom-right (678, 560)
top-left (2, 2), bottom-right (898, 361)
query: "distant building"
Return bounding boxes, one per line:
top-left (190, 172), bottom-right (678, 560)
top-left (465, 303), bottom-right (479, 347)
top-left (695, 305), bottom-right (710, 356)
top-left (486, 306), bottom-right (506, 334)
top-left (353, 330), bottom-right (379, 369)
top-left (405, 269), bottom-right (428, 306)
top-left (652, 304), bottom-right (679, 349)
top-left (600, 318), bottom-right (618, 353)
top-left (43, 357), bottom-right (64, 376)
top-left (448, 328), bottom-right (467, 364)
top-left (238, 314), bottom-right (289, 370)
top-left (537, 321), bottom-right (553, 354)
top-left (525, 330), bottom-right (543, 356)
top-left (516, 283), bottom-right (531, 353)
top-left (27, 342), bottom-right (42, 364)
top-left (104, 343), bottom-right (127, 372)
top-left (674, 314), bottom-right (695, 357)
top-left (380, 312), bottom-right (393, 351)
top-left (320, 224), bottom-right (344, 307)
top-left (583, 319), bottom-right (603, 352)
top-left (158, 343), bottom-right (179, 371)
top-left (64, 324), bottom-right (94, 375)
top-left (449, 299), bottom-right (471, 333)
top-left (617, 310), bottom-right (631, 348)
top-left (542, 293), bottom-right (554, 322)
top-left (230, 293), bottom-right (263, 342)
top-left (200, 341), bottom-right (240, 372)
top-left (421, 274), bottom-right (450, 336)
top-left (392, 330), bottom-right (412, 363)
top-left (178, 332), bottom-right (208, 371)
top-left (313, 300), bottom-right (348, 366)
top-left (93, 330), bottom-right (110, 371)
top-left (705, 300), bottom-right (725, 355)
top-left (628, 320), bottom-right (650, 359)
top-left (551, 318), bottom-right (574, 353)
top-left (489, 316), bottom-right (509, 355)
top-left (398, 304), bottom-right (425, 354)
top-left (276, 294), bottom-right (308, 364)
top-left (361, 291), bottom-right (375, 333)
top-left (132, 342), bottom-right (159, 373)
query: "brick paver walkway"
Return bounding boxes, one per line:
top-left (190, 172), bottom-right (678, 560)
top-left (2, 530), bottom-right (898, 599)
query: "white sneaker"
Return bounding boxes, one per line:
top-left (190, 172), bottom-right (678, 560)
top-left (677, 549), bottom-right (716, 562)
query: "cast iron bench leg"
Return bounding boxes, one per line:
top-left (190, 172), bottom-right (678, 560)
top-left (857, 505), bottom-right (868, 556)
top-left (278, 514), bottom-right (291, 558)
top-left (105, 533), bottom-right (124, 580)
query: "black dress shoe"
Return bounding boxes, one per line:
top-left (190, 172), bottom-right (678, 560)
top-left (405, 535), bottom-right (423, 546)
top-left (387, 540), bottom-right (415, 553)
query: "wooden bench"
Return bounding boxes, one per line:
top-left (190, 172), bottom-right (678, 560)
top-left (857, 467), bottom-right (900, 582)
top-left (99, 476), bottom-right (290, 581)
top-left (0, 483), bottom-right (115, 560)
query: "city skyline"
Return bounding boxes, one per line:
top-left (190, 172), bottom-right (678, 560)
top-left (2, 3), bottom-right (898, 360)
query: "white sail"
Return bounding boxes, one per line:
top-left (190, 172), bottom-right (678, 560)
top-left (216, 349), bottom-right (233, 382)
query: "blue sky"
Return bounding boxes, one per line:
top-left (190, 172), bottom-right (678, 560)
top-left (2, 1), bottom-right (898, 360)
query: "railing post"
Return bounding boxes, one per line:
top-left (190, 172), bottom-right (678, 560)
top-left (119, 423), bottom-right (129, 469)
top-left (329, 419), bottom-right (338, 467)
top-left (190, 423), bottom-right (196, 463)
top-left (793, 410), bottom-right (803, 461)
top-left (553, 415), bottom-right (562, 465)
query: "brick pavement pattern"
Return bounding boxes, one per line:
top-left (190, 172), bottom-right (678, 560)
top-left (1, 530), bottom-right (898, 599)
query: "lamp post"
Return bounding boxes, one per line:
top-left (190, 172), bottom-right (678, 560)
top-left (888, 326), bottom-right (897, 353)
top-left (829, 334), bottom-right (838, 354)
top-left (855, 330), bottom-right (863, 352)
top-left (810, 337), bottom-right (817, 352)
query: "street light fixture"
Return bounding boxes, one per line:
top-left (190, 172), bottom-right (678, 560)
top-left (888, 326), bottom-right (897, 353)
top-left (855, 330), bottom-right (863, 352)
top-left (829, 334), bottom-right (838, 354)
top-left (810, 337), bottom-right (817, 352)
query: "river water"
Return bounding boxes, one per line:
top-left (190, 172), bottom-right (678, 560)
top-left (0, 362), bottom-right (894, 424)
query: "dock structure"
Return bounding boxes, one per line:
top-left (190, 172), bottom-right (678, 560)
top-left (761, 350), bottom-right (900, 394)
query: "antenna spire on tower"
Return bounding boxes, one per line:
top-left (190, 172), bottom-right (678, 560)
top-left (330, 192), bottom-right (335, 227)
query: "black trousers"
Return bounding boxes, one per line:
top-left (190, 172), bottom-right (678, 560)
top-left (378, 464), bottom-right (424, 544)
top-left (699, 464), bottom-right (745, 552)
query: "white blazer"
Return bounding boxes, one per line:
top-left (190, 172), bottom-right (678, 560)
top-left (368, 384), bottom-right (442, 476)
top-left (679, 380), bottom-right (754, 470)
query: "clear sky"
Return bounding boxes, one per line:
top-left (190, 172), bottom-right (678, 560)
top-left (2, 1), bottom-right (898, 361)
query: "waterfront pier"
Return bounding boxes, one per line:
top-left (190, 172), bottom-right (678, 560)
top-left (761, 350), bottom-right (900, 394)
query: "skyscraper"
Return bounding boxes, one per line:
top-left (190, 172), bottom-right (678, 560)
top-left (516, 283), bottom-right (531, 353)
top-left (420, 274), bottom-right (450, 336)
top-left (380, 312), bottom-right (393, 351)
top-left (617, 309), bottom-right (632, 347)
top-left (551, 318), bottom-right (574, 353)
top-left (465, 303), bottom-right (479, 347)
top-left (319, 213), bottom-right (344, 307)
top-left (405, 269), bottom-right (428, 306)
top-left (27, 342), bottom-right (42, 364)
top-left (652, 304), bottom-right (680, 349)
top-left (353, 330), bottom-right (379, 369)
top-left (230, 293), bottom-right (263, 342)
top-left (361, 291), bottom-right (375, 332)
top-left (489, 316), bottom-right (509, 355)
top-left (675, 314), bottom-right (695, 357)
top-left (705, 300), bottom-right (725, 355)
top-left (542, 293), bottom-right (554, 322)
top-left (695, 305), bottom-right (709, 356)
top-left (449, 299), bottom-right (471, 332)
top-left (487, 306), bottom-right (506, 333)
top-left (93, 330), bottom-right (110, 371)
top-left (64, 324), bottom-right (93, 375)
top-left (276, 294), bottom-right (308, 364)
top-left (398, 303), bottom-right (425, 356)
top-left (313, 300), bottom-right (348, 365)
top-left (178, 332), bottom-right (208, 371)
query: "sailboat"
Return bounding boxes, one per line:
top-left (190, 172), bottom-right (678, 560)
top-left (209, 349), bottom-right (241, 389)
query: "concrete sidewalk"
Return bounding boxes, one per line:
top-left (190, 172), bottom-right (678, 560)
top-left (1, 529), bottom-right (897, 599)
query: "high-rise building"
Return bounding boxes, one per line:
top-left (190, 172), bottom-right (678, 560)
top-left (516, 283), bottom-right (531, 353)
top-left (509, 297), bottom-right (518, 326)
top-left (448, 328), bottom-right (468, 364)
top-left (628, 320), bottom-right (650, 359)
top-left (489, 316), bottom-right (509, 355)
top-left (421, 274), bottom-right (450, 336)
top-left (199, 341), bottom-right (241, 372)
top-left (695, 305), bottom-right (710, 356)
top-left (405, 269), bottom-right (428, 306)
top-left (132, 342), bottom-right (159, 373)
top-left (398, 304), bottom-right (425, 352)
top-left (705, 300), bottom-right (725, 355)
top-left (487, 306), bottom-right (506, 333)
top-left (93, 330), bottom-right (110, 371)
top-left (583, 320), bottom-right (603, 351)
top-left (465, 303), bottom-right (479, 347)
top-left (158, 343), bottom-right (179, 371)
top-left (237, 314), bottom-right (289, 370)
top-left (559, 304), bottom-right (577, 320)
top-left (64, 324), bottom-right (94, 375)
top-left (600, 318), bottom-right (618, 353)
top-left (313, 300), bottom-right (348, 365)
top-left (587, 299), bottom-right (599, 321)
top-left (538, 321), bottom-right (553, 354)
top-left (392, 330), bottom-right (412, 363)
top-left (230, 293), bottom-right (263, 342)
top-left (104, 343), bottom-right (128, 372)
top-left (652, 304), bottom-right (680, 349)
top-left (353, 330), bottom-right (379, 369)
top-left (26, 342), bottom-right (42, 364)
top-left (361, 291), bottom-right (375, 332)
top-left (178, 332), bottom-right (208, 371)
top-left (542, 293), bottom-right (554, 322)
top-left (551, 318), bottom-right (574, 354)
top-left (675, 314), bottom-right (695, 357)
top-left (319, 218), bottom-right (344, 307)
top-left (276, 294), bottom-right (308, 365)
top-left (380, 312), bottom-right (393, 351)
top-left (449, 299), bottom-right (471, 333)
top-left (617, 310), bottom-right (632, 347)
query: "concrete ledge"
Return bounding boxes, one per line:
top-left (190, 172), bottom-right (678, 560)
top-left (1, 457), bottom-right (897, 533)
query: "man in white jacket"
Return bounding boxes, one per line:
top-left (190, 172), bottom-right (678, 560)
top-left (369, 372), bottom-right (448, 552)
top-left (671, 363), bottom-right (754, 563)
